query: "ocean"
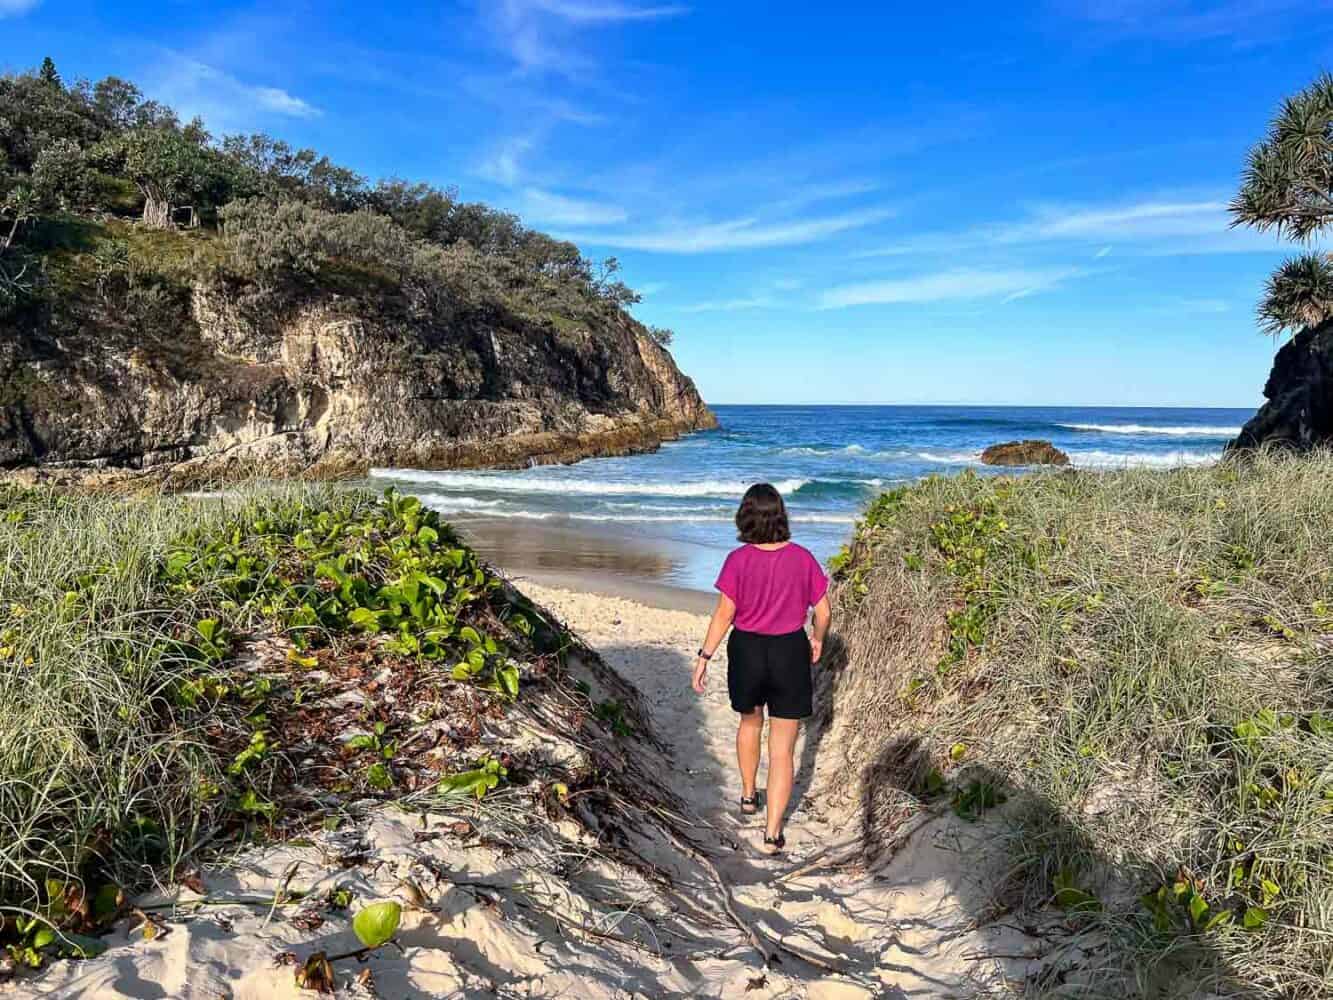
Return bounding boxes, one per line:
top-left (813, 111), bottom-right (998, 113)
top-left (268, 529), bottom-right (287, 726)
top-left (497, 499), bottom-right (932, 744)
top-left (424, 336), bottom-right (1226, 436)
top-left (369, 405), bottom-right (1254, 594)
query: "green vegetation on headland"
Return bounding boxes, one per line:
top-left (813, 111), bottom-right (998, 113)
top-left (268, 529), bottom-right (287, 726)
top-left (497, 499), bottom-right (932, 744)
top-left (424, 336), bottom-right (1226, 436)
top-left (0, 484), bottom-right (639, 978)
top-left (0, 58), bottom-right (657, 334)
top-left (827, 450), bottom-right (1333, 998)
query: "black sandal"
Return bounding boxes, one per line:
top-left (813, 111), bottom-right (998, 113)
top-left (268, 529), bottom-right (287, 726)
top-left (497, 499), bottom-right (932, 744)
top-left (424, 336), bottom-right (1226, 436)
top-left (760, 831), bottom-right (786, 855)
top-left (739, 794), bottom-right (759, 816)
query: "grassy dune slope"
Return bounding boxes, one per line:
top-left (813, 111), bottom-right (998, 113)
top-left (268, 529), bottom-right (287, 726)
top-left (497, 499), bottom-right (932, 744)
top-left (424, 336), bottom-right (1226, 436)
top-left (0, 485), bottom-right (673, 976)
top-left (823, 452), bottom-right (1333, 998)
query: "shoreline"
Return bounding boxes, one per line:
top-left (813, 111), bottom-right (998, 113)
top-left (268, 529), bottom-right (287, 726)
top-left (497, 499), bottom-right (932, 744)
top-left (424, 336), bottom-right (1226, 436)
top-left (453, 513), bottom-right (730, 608)
top-left (498, 566), bottom-right (717, 614)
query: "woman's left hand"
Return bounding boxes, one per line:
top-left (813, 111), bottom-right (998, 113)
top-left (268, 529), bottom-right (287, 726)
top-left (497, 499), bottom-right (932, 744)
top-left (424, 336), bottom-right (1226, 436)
top-left (691, 656), bottom-right (709, 694)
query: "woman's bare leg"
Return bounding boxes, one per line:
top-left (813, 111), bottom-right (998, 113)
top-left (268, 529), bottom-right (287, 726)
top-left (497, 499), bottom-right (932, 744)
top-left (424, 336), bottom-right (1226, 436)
top-left (736, 708), bottom-right (763, 799)
top-left (765, 717), bottom-right (800, 838)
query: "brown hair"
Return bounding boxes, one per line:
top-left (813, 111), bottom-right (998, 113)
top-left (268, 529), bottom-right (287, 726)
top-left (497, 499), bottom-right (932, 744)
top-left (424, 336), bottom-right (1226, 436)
top-left (735, 483), bottom-right (791, 544)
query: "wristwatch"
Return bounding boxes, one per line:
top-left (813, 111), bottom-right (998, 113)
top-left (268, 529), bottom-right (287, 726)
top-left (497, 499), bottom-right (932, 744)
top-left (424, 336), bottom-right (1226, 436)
top-left (697, 648), bottom-right (712, 660)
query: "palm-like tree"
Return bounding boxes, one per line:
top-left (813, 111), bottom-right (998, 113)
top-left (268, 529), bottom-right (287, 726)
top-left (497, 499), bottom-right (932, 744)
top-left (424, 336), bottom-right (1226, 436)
top-left (1230, 73), bottom-right (1333, 334)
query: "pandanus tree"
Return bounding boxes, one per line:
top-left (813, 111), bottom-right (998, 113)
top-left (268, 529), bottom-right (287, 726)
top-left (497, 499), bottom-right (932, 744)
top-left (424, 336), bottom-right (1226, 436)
top-left (91, 127), bottom-right (212, 229)
top-left (1230, 73), bottom-right (1333, 334)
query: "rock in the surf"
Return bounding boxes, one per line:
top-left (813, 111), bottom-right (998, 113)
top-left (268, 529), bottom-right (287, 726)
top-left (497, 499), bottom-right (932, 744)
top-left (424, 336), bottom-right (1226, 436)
top-left (980, 440), bottom-right (1070, 467)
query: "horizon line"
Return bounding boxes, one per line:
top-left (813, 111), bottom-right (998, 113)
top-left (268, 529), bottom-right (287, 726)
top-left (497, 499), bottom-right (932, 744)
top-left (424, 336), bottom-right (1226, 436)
top-left (703, 401), bottom-right (1259, 410)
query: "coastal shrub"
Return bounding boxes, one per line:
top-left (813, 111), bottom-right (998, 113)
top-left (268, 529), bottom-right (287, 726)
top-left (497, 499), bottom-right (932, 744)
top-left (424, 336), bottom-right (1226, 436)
top-left (826, 451), bottom-right (1333, 998)
top-left (0, 483), bottom-right (559, 967)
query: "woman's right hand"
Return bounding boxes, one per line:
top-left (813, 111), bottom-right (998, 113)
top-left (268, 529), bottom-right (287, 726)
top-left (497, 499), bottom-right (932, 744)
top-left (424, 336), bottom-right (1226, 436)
top-left (691, 655), bottom-right (709, 694)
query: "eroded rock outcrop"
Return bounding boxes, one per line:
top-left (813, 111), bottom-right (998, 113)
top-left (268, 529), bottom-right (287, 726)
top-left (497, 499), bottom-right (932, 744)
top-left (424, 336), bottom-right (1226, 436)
top-left (0, 278), bottom-right (715, 485)
top-left (1229, 320), bottom-right (1333, 452)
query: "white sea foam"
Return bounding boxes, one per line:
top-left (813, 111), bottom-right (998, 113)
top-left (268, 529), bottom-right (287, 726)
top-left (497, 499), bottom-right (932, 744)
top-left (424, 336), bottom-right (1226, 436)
top-left (1066, 449), bottom-right (1219, 469)
top-left (566, 512), bottom-right (856, 524)
top-left (915, 450), bottom-right (981, 464)
top-left (1059, 423), bottom-right (1241, 437)
top-left (373, 469), bottom-right (810, 497)
top-left (409, 495), bottom-right (505, 511)
top-left (779, 443), bottom-right (910, 460)
top-left (599, 501), bottom-right (733, 513)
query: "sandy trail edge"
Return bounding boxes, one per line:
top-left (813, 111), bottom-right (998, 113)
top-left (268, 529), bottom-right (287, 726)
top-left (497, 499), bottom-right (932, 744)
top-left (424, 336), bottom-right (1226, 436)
top-left (12, 583), bottom-right (1052, 999)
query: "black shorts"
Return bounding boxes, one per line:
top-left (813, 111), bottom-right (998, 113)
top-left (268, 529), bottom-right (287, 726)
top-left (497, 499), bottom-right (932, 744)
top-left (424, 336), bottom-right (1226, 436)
top-left (726, 628), bottom-right (813, 719)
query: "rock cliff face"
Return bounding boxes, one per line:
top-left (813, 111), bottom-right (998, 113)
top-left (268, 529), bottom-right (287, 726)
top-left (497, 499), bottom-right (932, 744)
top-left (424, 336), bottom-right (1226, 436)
top-left (0, 277), bottom-right (716, 485)
top-left (1229, 320), bottom-right (1333, 453)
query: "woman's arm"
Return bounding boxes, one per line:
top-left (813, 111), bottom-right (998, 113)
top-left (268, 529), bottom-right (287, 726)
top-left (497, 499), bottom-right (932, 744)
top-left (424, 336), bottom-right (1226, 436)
top-left (809, 594), bottom-right (831, 663)
top-left (692, 593), bottom-right (736, 694)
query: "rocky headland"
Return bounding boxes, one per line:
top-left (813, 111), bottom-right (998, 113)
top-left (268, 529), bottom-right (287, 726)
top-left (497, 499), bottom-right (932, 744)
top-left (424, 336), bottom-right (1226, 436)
top-left (1229, 317), bottom-right (1333, 453)
top-left (0, 269), bottom-right (715, 488)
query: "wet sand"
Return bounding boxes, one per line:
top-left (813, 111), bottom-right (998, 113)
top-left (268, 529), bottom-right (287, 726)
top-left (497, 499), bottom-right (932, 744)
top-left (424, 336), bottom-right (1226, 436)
top-left (454, 514), bottom-right (722, 613)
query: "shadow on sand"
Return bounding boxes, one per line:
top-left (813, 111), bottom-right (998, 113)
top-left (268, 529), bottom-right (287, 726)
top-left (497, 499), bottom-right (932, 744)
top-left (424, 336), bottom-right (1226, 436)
top-left (598, 624), bottom-right (1237, 995)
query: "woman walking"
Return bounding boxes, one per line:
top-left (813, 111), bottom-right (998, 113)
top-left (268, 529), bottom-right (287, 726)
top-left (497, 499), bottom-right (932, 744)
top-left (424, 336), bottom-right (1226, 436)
top-left (691, 483), bottom-right (831, 854)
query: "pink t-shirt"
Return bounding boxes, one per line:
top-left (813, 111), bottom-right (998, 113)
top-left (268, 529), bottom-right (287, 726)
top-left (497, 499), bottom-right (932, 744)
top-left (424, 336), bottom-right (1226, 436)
top-left (714, 543), bottom-right (829, 635)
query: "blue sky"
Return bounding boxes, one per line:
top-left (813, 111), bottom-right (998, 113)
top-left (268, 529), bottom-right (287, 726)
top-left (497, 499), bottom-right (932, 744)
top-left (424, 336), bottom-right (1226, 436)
top-left (3, 1), bottom-right (1332, 407)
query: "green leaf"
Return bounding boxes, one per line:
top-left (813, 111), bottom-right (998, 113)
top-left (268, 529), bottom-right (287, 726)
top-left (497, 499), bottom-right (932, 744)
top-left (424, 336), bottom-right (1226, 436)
top-left (498, 663), bottom-right (520, 699)
top-left (31, 927), bottom-right (56, 950)
top-left (1243, 906), bottom-right (1268, 930)
top-left (1204, 909), bottom-right (1234, 931)
top-left (347, 607), bottom-right (381, 632)
top-left (459, 625), bottom-right (481, 646)
top-left (366, 763), bottom-right (393, 791)
top-left (1188, 892), bottom-right (1210, 926)
top-left (57, 932), bottom-right (108, 959)
top-left (92, 884), bottom-right (121, 920)
top-left (345, 734), bottom-right (377, 751)
top-left (352, 901), bottom-right (402, 949)
top-left (235, 789), bottom-right (277, 820)
top-left (438, 770), bottom-right (486, 795)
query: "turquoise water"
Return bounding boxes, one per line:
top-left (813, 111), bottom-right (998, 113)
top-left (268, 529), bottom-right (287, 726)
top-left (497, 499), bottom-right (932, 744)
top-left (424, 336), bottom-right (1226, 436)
top-left (371, 404), bottom-right (1253, 590)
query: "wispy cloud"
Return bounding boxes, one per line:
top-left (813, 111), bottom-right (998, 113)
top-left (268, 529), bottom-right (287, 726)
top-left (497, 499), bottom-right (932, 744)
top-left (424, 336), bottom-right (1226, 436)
top-left (0, 0), bottom-right (40, 16)
top-left (528, 0), bottom-right (689, 24)
top-left (861, 197), bottom-right (1252, 257)
top-left (477, 134), bottom-right (540, 185)
top-left (488, 0), bottom-right (686, 76)
top-left (1009, 199), bottom-right (1229, 241)
top-left (820, 267), bottom-right (1081, 309)
top-left (678, 296), bottom-right (777, 313)
top-left (517, 187), bottom-right (628, 225)
top-left (144, 51), bottom-right (320, 131)
top-left (566, 206), bottom-right (895, 253)
top-left (1060, 0), bottom-right (1333, 42)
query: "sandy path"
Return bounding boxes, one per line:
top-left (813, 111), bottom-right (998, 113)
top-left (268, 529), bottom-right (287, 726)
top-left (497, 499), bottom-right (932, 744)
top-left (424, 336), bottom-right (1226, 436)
top-left (520, 583), bottom-right (1048, 999)
top-left (520, 583), bottom-right (827, 857)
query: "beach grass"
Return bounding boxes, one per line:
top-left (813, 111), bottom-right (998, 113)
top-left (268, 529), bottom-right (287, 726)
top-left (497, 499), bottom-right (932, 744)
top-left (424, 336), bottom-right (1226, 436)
top-left (0, 482), bottom-right (572, 967)
top-left (827, 449), bottom-right (1333, 998)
